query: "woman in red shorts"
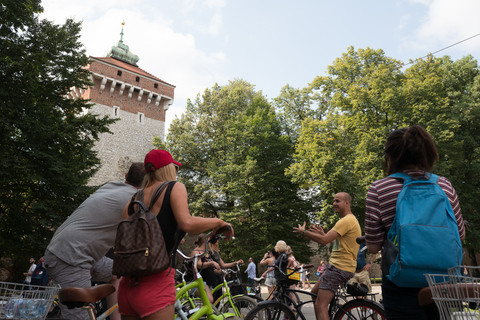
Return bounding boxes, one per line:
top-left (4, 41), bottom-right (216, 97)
top-left (117, 149), bottom-right (233, 320)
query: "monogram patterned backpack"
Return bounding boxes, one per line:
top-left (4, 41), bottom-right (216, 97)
top-left (113, 181), bottom-right (171, 285)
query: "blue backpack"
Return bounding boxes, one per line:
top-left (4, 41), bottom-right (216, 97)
top-left (382, 172), bottom-right (463, 288)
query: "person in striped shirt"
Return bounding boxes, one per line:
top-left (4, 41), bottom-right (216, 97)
top-left (365, 124), bottom-right (466, 319)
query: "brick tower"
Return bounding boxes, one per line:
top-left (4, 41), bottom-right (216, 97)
top-left (70, 23), bottom-right (175, 185)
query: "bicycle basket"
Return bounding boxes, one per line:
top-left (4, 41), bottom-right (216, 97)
top-left (425, 266), bottom-right (480, 320)
top-left (0, 281), bottom-right (60, 320)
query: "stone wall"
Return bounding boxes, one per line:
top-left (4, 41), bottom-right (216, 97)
top-left (88, 102), bottom-right (165, 186)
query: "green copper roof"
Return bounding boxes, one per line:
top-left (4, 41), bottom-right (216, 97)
top-left (107, 22), bottom-right (140, 66)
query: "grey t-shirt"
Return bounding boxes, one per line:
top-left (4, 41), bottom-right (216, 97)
top-left (47, 181), bottom-right (136, 268)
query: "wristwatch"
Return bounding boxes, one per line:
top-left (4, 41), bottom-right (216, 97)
top-left (302, 230), bottom-right (306, 235)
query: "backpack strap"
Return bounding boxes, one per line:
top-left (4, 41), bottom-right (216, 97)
top-left (128, 181), bottom-right (170, 216)
top-left (388, 171), bottom-right (436, 183)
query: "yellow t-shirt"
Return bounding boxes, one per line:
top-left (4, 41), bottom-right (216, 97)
top-left (329, 214), bottom-right (361, 273)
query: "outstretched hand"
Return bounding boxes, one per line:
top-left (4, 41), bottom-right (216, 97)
top-left (310, 224), bottom-right (325, 236)
top-left (293, 221), bottom-right (307, 236)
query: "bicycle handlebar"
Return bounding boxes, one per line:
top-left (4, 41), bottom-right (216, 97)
top-left (209, 225), bottom-right (234, 243)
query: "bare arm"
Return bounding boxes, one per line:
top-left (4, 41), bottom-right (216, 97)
top-left (170, 183), bottom-right (233, 236)
top-left (218, 257), bottom-right (244, 269)
top-left (293, 221), bottom-right (339, 245)
top-left (123, 182), bottom-right (234, 237)
top-left (366, 243), bottom-right (382, 254)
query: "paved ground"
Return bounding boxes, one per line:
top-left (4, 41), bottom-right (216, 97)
top-left (257, 283), bottom-right (383, 319)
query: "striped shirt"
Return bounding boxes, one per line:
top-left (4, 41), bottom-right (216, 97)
top-left (365, 170), bottom-right (465, 245)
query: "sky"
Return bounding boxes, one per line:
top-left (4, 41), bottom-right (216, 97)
top-left (39, 0), bottom-right (480, 132)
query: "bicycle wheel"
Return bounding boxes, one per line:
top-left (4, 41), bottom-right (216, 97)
top-left (274, 291), bottom-right (301, 319)
top-left (221, 295), bottom-right (257, 318)
top-left (245, 300), bottom-right (295, 320)
top-left (333, 299), bottom-right (386, 320)
top-left (328, 295), bottom-right (348, 317)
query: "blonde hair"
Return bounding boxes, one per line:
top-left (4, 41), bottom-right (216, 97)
top-left (274, 240), bottom-right (288, 253)
top-left (143, 163), bottom-right (177, 187)
top-left (194, 233), bottom-right (207, 247)
top-left (209, 241), bottom-right (219, 252)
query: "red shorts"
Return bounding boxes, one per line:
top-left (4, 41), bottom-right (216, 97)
top-left (118, 269), bottom-right (176, 318)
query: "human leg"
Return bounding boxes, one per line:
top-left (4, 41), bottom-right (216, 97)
top-left (311, 277), bottom-right (321, 296)
top-left (314, 288), bottom-right (334, 320)
top-left (142, 305), bottom-right (175, 320)
top-left (265, 277), bottom-right (275, 295)
top-left (316, 264), bottom-right (354, 320)
top-left (91, 257), bottom-right (120, 320)
top-left (117, 270), bottom-right (176, 319)
top-left (356, 270), bottom-right (372, 293)
top-left (382, 275), bottom-right (429, 319)
top-left (44, 250), bottom-right (91, 320)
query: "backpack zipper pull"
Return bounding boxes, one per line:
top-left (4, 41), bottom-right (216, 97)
top-left (145, 248), bottom-right (149, 256)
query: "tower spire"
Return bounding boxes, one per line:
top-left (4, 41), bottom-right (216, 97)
top-left (120, 20), bottom-right (125, 43)
top-left (107, 20), bottom-right (140, 66)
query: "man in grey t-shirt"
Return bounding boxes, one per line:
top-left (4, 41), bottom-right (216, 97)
top-left (44, 163), bottom-right (145, 320)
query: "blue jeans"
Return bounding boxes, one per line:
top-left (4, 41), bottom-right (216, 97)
top-left (382, 275), bottom-right (435, 319)
top-left (247, 277), bottom-right (254, 287)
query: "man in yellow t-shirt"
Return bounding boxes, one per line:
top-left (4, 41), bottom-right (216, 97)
top-left (293, 192), bottom-right (361, 320)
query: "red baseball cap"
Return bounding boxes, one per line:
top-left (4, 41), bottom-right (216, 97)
top-left (144, 149), bottom-right (182, 172)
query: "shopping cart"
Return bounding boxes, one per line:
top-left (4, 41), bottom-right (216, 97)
top-left (0, 281), bottom-right (60, 320)
top-left (425, 266), bottom-right (480, 320)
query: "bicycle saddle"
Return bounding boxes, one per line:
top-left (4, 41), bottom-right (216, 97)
top-left (59, 284), bottom-right (116, 309)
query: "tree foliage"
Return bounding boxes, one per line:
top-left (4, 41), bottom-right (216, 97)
top-left (287, 46), bottom-right (480, 263)
top-left (155, 79), bottom-right (314, 264)
top-left (0, 0), bottom-right (115, 266)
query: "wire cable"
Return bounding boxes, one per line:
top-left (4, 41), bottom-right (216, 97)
top-left (405, 32), bottom-right (480, 66)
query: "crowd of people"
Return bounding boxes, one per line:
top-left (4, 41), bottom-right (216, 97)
top-left (28, 124), bottom-right (464, 320)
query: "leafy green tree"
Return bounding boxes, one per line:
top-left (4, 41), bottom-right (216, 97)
top-left (287, 47), bottom-right (404, 227)
top-left (155, 79), bottom-right (314, 263)
top-left (0, 0), bottom-right (114, 272)
top-left (287, 46), bottom-right (480, 263)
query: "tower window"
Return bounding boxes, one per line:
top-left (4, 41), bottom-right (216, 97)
top-left (154, 83), bottom-right (158, 89)
top-left (138, 112), bottom-right (144, 124)
top-left (117, 70), bottom-right (122, 76)
top-left (113, 106), bottom-right (120, 118)
top-left (136, 76), bottom-right (140, 82)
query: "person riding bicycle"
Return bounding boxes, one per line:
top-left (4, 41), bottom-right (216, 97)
top-left (293, 192), bottom-right (361, 320)
top-left (208, 236), bottom-right (244, 300)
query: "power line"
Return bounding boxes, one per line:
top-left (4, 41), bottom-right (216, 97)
top-left (405, 32), bottom-right (480, 66)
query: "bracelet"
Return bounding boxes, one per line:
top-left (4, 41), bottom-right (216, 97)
top-left (302, 230), bottom-right (306, 235)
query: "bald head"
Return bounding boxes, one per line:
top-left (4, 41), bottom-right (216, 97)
top-left (333, 192), bottom-right (352, 217)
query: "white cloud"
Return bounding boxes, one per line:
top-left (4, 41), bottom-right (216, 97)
top-left (409, 0), bottom-right (480, 52)
top-left (40, 0), bottom-right (228, 130)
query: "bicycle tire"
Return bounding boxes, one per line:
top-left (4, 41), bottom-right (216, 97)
top-left (221, 295), bottom-right (257, 318)
top-left (180, 296), bottom-right (203, 315)
top-left (328, 295), bottom-right (348, 317)
top-left (273, 291), bottom-right (301, 319)
top-left (245, 300), bottom-right (295, 320)
top-left (333, 299), bottom-right (386, 320)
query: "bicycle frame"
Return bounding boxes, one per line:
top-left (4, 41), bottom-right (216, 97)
top-left (175, 232), bottom-right (236, 320)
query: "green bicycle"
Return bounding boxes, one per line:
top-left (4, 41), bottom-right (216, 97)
top-left (175, 230), bottom-right (242, 320)
top-left (211, 265), bottom-right (258, 317)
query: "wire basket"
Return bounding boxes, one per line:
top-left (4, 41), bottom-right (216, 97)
top-left (0, 281), bottom-right (60, 320)
top-left (425, 266), bottom-right (480, 320)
